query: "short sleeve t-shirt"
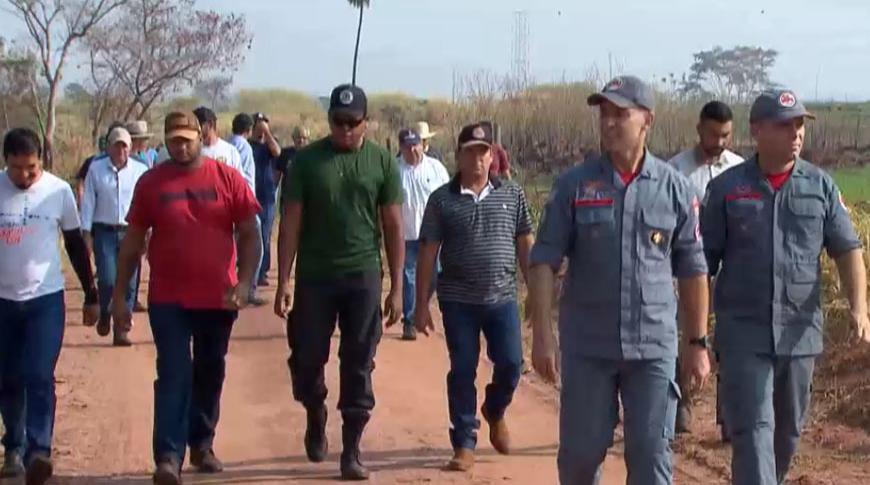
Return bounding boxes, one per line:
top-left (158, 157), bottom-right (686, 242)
top-left (126, 158), bottom-right (261, 309)
top-left (250, 139), bottom-right (280, 204)
top-left (283, 137), bottom-right (403, 278)
top-left (0, 171), bottom-right (80, 301)
top-left (201, 139), bottom-right (244, 174)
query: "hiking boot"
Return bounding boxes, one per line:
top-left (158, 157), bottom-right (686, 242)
top-left (1, 451), bottom-right (24, 478)
top-left (482, 407), bottom-right (511, 455)
top-left (444, 448), bottom-right (475, 472)
top-left (113, 330), bottom-right (133, 347)
top-left (401, 323), bottom-right (417, 341)
top-left (152, 458), bottom-right (182, 485)
top-left (25, 453), bottom-right (53, 485)
top-left (675, 403), bottom-right (692, 435)
top-left (305, 405), bottom-right (328, 463)
top-left (96, 314), bottom-right (111, 337)
top-left (190, 448), bottom-right (223, 473)
top-left (340, 415), bottom-right (369, 481)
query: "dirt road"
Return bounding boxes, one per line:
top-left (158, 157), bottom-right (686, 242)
top-left (43, 277), bottom-right (637, 485)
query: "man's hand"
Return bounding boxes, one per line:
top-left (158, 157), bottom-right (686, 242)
top-left (415, 305), bottom-right (435, 337)
top-left (681, 345), bottom-right (711, 393)
top-left (223, 284), bottom-right (249, 311)
top-left (83, 303), bottom-right (99, 327)
top-left (532, 323), bottom-right (559, 384)
top-left (256, 120), bottom-right (271, 136)
top-left (850, 310), bottom-right (870, 344)
top-left (275, 284), bottom-right (292, 318)
top-left (383, 288), bottom-right (402, 327)
top-left (111, 296), bottom-right (132, 333)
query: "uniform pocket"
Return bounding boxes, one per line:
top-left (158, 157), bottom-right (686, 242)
top-left (639, 208), bottom-right (676, 264)
top-left (787, 196), bottom-right (824, 252)
top-left (785, 262), bottom-right (820, 310)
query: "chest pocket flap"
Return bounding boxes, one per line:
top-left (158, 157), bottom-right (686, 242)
top-left (788, 196), bottom-right (824, 218)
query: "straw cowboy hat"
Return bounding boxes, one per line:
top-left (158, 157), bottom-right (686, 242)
top-left (126, 120), bottom-right (154, 139)
top-left (413, 121), bottom-right (437, 140)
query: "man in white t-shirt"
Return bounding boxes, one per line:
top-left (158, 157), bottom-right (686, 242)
top-left (398, 128), bottom-right (450, 340)
top-left (0, 128), bottom-right (99, 484)
top-left (668, 100), bottom-right (743, 437)
top-left (669, 101), bottom-right (744, 197)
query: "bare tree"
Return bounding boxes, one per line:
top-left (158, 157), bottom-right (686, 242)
top-left (6, 0), bottom-right (127, 168)
top-left (87, 0), bottom-right (251, 120)
top-left (0, 37), bottom-right (38, 132)
top-left (679, 46), bottom-right (779, 104)
top-left (194, 75), bottom-right (233, 111)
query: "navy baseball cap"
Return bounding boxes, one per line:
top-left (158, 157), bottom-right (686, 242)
top-left (750, 89), bottom-right (815, 123)
top-left (457, 122), bottom-right (493, 150)
top-left (252, 112), bottom-right (270, 123)
top-left (587, 75), bottom-right (656, 112)
top-left (329, 84), bottom-right (367, 119)
top-left (398, 128), bottom-right (421, 146)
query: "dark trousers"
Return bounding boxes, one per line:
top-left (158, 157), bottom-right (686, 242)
top-left (287, 270), bottom-right (382, 420)
top-left (148, 304), bottom-right (237, 465)
top-left (438, 299), bottom-right (523, 451)
top-left (92, 224), bottom-right (138, 322)
top-left (0, 291), bottom-right (65, 461)
top-left (719, 352), bottom-right (815, 485)
top-left (258, 202), bottom-right (276, 282)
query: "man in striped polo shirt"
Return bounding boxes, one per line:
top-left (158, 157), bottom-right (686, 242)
top-left (415, 122), bottom-right (534, 472)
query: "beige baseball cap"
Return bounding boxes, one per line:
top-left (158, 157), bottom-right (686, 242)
top-left (107, 127), bottom-right (132, 148)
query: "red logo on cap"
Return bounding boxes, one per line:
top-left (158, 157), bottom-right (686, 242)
top-left (779, 92), bottom-right (796, 108)
top-left (605, 78), bottom-right (623, 91)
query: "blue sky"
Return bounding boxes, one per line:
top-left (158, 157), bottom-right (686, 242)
top-left (3, 0), bottom-right (869, 101)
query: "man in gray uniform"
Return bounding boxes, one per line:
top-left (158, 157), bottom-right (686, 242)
top-left (529, 75), bottom-right (711, 485)
top-left (702, 89), bottom-right (870, 485)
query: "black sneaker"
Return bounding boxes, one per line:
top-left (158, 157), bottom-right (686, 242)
top-left (96, 314), bottom-right (111, 337)
top-left (248, 296), bottom-right (268, 307)
top-left (0, 451), bottom-right (24, 478)
top-left (25, 453), bottom-right (53, 485)
top-left (401, 324), bottom-right (417, 341)
top-left (190, 448), bottom-right (223, 473)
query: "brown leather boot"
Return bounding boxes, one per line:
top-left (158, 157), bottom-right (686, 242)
top-left (445, 448), bottom-right (475, 472)
top-left (482, 407), bottom-right (511, 455)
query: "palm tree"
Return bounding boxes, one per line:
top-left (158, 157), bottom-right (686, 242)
top-left (347, 0), bottom-right (370, 85)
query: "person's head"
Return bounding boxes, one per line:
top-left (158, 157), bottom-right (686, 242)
top-left (2, 128), bottom-right (43, 189)
top-left (587, 76), bottom-right (656, 160)
top-left (126, 121), bottom-right (153, 153)
top-left (292, 126), bottom-right (311, 148)
top-left (97, 135), bottom-right (108, 153)
top-left (455, 123), bottom-right (494, 178)
top-left (232, 113), bottom-right (254, 138)
top-left (106, 127), bottom-right (132, 165)
top-left (697, 101), bottom-right (734, 159)
top-left (414, 121), bottom-right (436, 150)
top-left (251, 112), bottom-right (270, 140)
top-left (164, 112), bottom-right (203, 165)
top-left (192, 106), bottom-right (218, 144)
top-left (328, 84), bottom-right (368, 150)
top-left (398, 129), bottom-right (423, 164)
top-left (749, 89), bottom-right (814, 164)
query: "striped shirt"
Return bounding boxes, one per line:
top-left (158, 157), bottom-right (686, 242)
top-left (419, 176), bottom-right (532, 304)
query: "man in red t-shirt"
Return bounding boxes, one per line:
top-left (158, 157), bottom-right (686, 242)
top-left (111, 112), bottom-right (261, 484)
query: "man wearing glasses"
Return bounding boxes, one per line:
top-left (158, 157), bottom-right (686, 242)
top-left (274, 84), bottom-right (404, 480)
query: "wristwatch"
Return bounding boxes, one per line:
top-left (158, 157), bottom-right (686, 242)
top-left (688, 335), bottom-right (710, 349)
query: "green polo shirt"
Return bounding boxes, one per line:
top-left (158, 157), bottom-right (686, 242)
top-left (283, 137), bottom-right (402, 279)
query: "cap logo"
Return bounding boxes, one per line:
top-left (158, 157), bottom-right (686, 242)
top-left (339, 89), bottom-right (354, 105)
top-left (779, 92), bottom-right (797, 108)
top-left (472, 126), bottom-right (486, 139)
top-left (604, 77), bottom-right (624, 91)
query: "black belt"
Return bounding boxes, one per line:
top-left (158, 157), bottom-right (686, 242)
top-left (92, 222), bottom-right (127, 231)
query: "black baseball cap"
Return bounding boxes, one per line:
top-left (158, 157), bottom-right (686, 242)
top-left (587, 75), bottom-right (656, 112)
top-left (457, 123), bottom-right (493, 150)
top-left (749, 89), bottom-right (815, 123)
top-left (252, 112), bottom-right (270, 123)
top-left (398, 128), bottom-right (422, 146)
top-left (329, 84), bottom-right (367, 119)
top-left (192, 106), bottom-right (217, 125)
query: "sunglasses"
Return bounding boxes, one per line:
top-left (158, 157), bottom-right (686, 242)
top-left (331, 116), bottom-right (364, 129)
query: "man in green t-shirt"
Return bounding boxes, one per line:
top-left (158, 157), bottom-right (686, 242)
top-left (274, 84), bottom-right (404, 481)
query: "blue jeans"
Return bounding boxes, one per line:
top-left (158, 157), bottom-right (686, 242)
top-left (438, 299), bottom-right (523, 450)
top-left (0, 291), bottom-right (65, 460)
top-left (402, 240), bottom-right (437, 325)
top-left (558, 356), bottom-right (679, 485)
top-left (148, 304), bottom-right (237, 465)
top-left (258, 202), bottom-right (276, 282)
top-left (92, 224), bottom-right (138, 322)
